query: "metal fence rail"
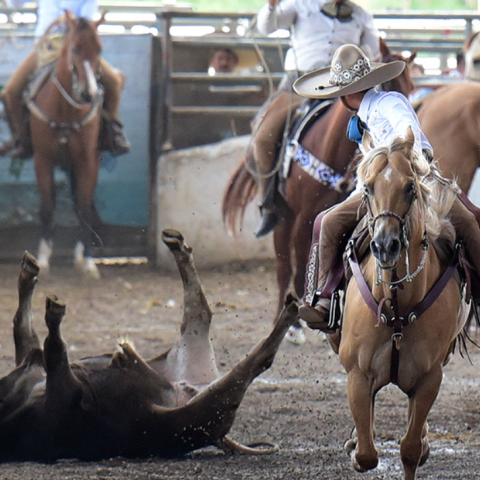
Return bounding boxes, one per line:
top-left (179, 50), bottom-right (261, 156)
top-left (0, 6), bottom-right (478, 152)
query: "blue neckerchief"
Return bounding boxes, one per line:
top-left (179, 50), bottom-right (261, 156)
top-left (347, 115), bottom-right (368, 144)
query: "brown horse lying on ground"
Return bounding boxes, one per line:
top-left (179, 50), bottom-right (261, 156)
top-left (0, 229), bottom-right (298, 461)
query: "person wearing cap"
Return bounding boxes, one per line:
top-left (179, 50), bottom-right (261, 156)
top-left (294, 44), bottom-right (480, 332)
top-left (252, 0), bottom-right (380, 238)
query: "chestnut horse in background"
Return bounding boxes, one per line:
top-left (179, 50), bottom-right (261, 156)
top-left (415, 32), bottom-right (480, 194)
top-left (222, 39), bottom-right (415, 343)
top-left (337, 129), bottom-right (469, 479)
top-left (28, 11), bottom-right (105, 278)
top-left (417, 80), bottom-right (480, 194)
top-left (464, 30), bottom-right (480, 81)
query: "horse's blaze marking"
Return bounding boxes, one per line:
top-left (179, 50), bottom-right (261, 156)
top-left (384, 167), bottom-right (393, 183)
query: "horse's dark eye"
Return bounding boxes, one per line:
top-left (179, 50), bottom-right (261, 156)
top-left (364, 184), bottom-right (373, 196)
top-left (405, 182), bottom-right (416, 197)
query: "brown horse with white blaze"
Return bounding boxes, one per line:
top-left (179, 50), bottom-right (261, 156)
top-left (222, 39), bottom-right (415, 343)
top-left (28, 11), bottom-right (105, 278)
top-left (337, 128), bottom-right (469, 479)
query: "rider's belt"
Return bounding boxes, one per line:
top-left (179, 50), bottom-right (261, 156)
top-left (320, 1), bottom-right (354, 22)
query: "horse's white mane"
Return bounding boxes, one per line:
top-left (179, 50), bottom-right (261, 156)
top-left (357, 138), bottom-right (457, 242)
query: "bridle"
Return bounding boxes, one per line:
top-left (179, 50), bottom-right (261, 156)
top-left (362, 181), bottom-right (429, 286)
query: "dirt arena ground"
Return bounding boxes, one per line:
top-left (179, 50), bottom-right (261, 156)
top-left (0, 253), bottom-right (478, 480)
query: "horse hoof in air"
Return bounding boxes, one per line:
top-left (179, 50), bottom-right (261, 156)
top-left (284, 324), bottom-right (306, 345)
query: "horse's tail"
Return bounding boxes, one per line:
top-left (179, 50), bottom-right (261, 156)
top-left (222, 153), bottom-right (258, 235)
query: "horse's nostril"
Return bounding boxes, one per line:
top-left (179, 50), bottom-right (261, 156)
top-left (388, 239), bottom-right (401, 257)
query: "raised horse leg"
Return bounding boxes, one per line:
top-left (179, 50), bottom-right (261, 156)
top-left (13, 252), bottom-right (41, 366)
top-left (148, 228), bottom-right (219, 387)
top-left (400, 366), bottom-right (442, 480)
top-left (43, 296), bottom-right (84, 410)
top-left (34, 156), bottom-right (55, 273)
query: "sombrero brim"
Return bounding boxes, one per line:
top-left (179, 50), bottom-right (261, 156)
top-left (293, 61), bottom-right (406, 99)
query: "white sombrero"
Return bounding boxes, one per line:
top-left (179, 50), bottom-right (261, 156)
top-left (293, 44), bottom-right (406, 99)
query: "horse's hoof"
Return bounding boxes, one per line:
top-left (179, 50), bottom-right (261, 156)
top-left (76, 258), bottom-right (101, 280)
top-left (161, 228), bottom-right (185, 251)
top-left (21, 251), bottom-right (40, 277)
top-left (284, 325), bottom-right (306, 345)
top-left (344, 438), bottom-right (356, 456)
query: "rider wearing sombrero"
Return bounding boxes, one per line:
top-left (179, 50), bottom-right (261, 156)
top-left (295, 44), bottom-right (480, 331)
top-left (253, 0), bottom-right (380, 238)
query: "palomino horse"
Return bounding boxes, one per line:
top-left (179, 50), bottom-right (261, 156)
top-left (27, 11), bottom-right (105, 278)
top-left (222, 39), bottom-right (415, 342)
top-left (335, 128), bottom-right (469, 480)
top-left (417, 80), bottom-right (480, 193)
top-left (465, 31), bottom-right (480, 81)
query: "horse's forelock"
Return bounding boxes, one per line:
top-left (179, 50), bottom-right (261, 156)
top-left (357, 146), bottom-right (389, 184)
top-left (77, 17), bottom-right (92, 31)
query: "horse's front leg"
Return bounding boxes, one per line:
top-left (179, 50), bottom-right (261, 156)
top-left (71, 151), bottom-right (101, 279)
top-left (344, 368), bottom-right (378, 472)
top-left (274, 216), bottom-right (306, 345)
top-left (34, 155), bottom-right (55, 273)
top-left (400, 365), bottom-right (442, 480)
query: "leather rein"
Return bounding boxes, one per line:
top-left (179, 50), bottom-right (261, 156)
top-left (347, 189), bottom-right (460, 385)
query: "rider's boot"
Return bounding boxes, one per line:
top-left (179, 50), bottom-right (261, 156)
top-left (298, 297), bottom-right (332, 332)
top-left (104, 118), bottom-right (131, 156)
top-left (0, 94), bottom-right (30, 159)
top-left (255, 176), bottom-right (283, 238)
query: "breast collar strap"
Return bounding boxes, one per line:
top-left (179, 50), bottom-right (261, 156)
top-left (346, 239), bottom-right (460, 384)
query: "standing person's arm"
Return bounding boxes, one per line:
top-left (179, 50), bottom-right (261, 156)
top-left (359, 10), bottom-right (380, 59)
top-left (256, 0), bottom-right (298, 36)
top-left (35, 0), bottom-right (62, 38)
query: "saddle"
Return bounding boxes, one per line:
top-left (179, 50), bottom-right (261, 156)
top-left (18, 63), bottom-right (113, 160)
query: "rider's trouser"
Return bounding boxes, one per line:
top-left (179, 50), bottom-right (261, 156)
top-left (0, 51), bottom-right (124, 142)
top-left (309, 190), bottom-right (480, 304)
top-left (1, 51), bottom-right (37, 142)
top-left (252, 84), bottom-right (303, 208)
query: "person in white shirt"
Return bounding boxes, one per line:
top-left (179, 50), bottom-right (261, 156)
top-left (293, 44), bottom-right (480, 331)
top-left (252, 0), bottom-right (380, 237)
top-left (0, 0), bottom-right (130, 159)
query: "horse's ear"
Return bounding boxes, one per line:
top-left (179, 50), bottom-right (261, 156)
top-left (95, 11), bottom-right (107, 28)
top-left (404, 127), bottom-right (415, 158)
top-left (379, 37), bottom-right (390, 58)
top-left (64, 9), bottom-right (75, 25)
top-left (362, 130), bottom-right (375, 152)
top-left (464, 31), bottom-right (479, 51)
top-left (408, 51), bottom-right (418, 64)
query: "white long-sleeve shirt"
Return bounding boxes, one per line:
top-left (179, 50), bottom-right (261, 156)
top-left (35, 0), bottom-right (98, 37)
top-left (256, 0), bottom-right (380, 72)
top-left (357, 88), bottom-right (433, 157)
